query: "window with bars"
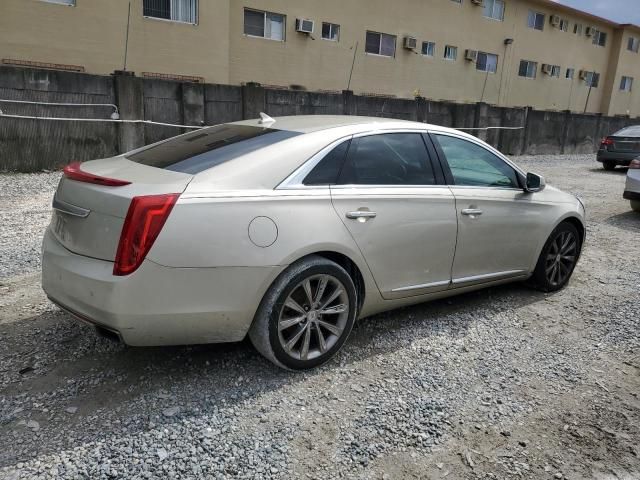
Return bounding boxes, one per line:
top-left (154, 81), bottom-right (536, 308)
top-left (620, 76), bottom-right (633, 92)
top-left (476, 52), bottom-right (498, 73)
top-left (518, 60), bottom-right (537, 78)
top-left (322, 22), bottom-right (340, 41)
top-left (483, 0), bottom-right (505, 21)
top-left (244, 9), bottom-right (286, 41)
top-left (143, 0), bottom-right (198, 24)
top-left (365, 31), bottom-right (397, 57)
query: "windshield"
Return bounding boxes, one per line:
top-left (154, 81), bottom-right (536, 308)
top-left (613, 126), bottom-right (640, 137)
top-left (127, 125), bottom-right (302, 174)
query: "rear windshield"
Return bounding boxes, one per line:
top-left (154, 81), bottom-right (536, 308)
top-left (613, 126), bottom-right (640, 137)
top-left (127, 125), bottom-right (302, 174)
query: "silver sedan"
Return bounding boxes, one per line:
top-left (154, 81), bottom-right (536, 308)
top-left (623, 157), bottom-right (640, 212)
top-left (42, 115), bottom-right (586, 370)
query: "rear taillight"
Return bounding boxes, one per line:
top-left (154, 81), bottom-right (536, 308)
top-left (63, 162), bottom-right (131, 187)
top-left (113, 194), bottom-right (180, 276)
top-left (601, 137), bottom-right (614, 147)
top-left (629, 159), bottom-right (640, 169)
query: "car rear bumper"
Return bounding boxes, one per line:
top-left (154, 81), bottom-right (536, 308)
top-left (596, 150), bottom-right (638, 165)
top-left (41, 228), bottom-right (284, 346)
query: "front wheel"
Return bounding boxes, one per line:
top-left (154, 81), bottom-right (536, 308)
top-left (529, 222), bottom-right (581, 292)
top-left (249, 255), bottom-right (357, 370)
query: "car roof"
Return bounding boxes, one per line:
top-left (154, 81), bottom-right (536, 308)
top-left (230, 114), bottom-right (463, 136)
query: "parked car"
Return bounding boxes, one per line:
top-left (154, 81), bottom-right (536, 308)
top-left (42, 115), bottom-right (586, 370)
top-left (623, 157), bottom-right (640, 212)
top-left (597, 125), bottom-right (640, 170)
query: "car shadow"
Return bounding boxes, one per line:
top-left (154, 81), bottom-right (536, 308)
top-left (605, 210), bottom-right (640, 232)
top-left (0, 282), bottom-right (552, 466)
top-left (588, 167), bottom-right (629, 175)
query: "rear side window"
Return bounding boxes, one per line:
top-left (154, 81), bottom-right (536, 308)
top-left (303, 140), bottom-right (351, 186)
top-left (338, 133), bottom-right (436, 185)
top-left (127, 125), bottom-right (302, 174)
top-left (614, 126), bottom-right (640, 137)
top-left (434, 134), bottom-right (519, 188)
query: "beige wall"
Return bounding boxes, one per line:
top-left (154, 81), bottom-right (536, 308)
top-left (1, 0), bottom-right (638, 116)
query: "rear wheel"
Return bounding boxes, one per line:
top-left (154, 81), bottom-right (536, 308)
top-left (249, 256), bottom-right (357, 370)
top-left (603, 161), bottom-right (616, 171)
top-left (529, 222), bottom-right (581, 292)
top-left (631, 200), bottom-right (640, 212)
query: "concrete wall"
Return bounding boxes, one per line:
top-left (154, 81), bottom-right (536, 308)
top-left (0, 66), bottom-right (637, 172)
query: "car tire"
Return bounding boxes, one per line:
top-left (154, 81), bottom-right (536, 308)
top-left (529, 222), bottom-right (582, 293)
top-left (249, 255), bottom-right (358, 370)
top-left (631, 200), bottom-right (640, 212)
top-left (603, 161), bottom-right (616, 171)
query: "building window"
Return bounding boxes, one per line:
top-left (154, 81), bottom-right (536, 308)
top-left (444, 45), bottom-right (458, 61)
top-left (628, 36), bottom-right (640, 53)
top-left (244, 8), bottom-right (285, 41)
top-left (620, 76), bottom-right (634, 92)
top-left (592, 30), bottom-right (607, 47)
top-left (421, 41), bottom-right (435, 56)
top-left (559, 19), bottom-right (569, 32)
top-left (551, 65), bottom-right (561, 77)
top-left (483, 0), bottom-right (504, 21)
top-left (566, 68), bottom-right (575, 79)
top-left (585, 71), bottom-right (600, 88)
top-left (365, 31), bottom-right (396, 57)
top-left (322, 22), bottom-right (340, 41)
top-left (527, 11), bottom-right (545, 31)
top-left (143, 0), bottom-right (197, 24)
top-left (518, 60), bottom-right (537, 78)
top-left (39, 0), bottom-right (75, 4)
top-left (450, 0), bottom-right (462, 3)
top-left (476, 52), bottom-right (498, 73)
top-left (574, 23), bottom-right (582, 35)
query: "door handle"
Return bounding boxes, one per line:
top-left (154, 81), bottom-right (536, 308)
top-left (346, 211), bottom-right (377, 220)
top-left (461, 208), bottom-right (483, 217)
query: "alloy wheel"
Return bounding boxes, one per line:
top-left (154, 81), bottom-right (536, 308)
top-left (544, 230), bottom-right (578, 287)
top-left (277, 274), bottom-right (350, 361)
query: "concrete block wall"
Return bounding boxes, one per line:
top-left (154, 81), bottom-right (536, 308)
top-left (0, 66), bottom-right (637, 172)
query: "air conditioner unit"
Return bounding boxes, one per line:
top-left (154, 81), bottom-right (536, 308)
top-left (470, 0), bottom-right (483, 5)
top-left (585, 26), bottom-right (595, 36)
top-left (550, 15), bottom-right (561, 27)
top-left (541, 64), bottom-right (553, 75)
top-left (465, 49), bottom-right (478, 62)
top-left (295, 19), bottom-right (314, 34)
top-left (403, 36), bottom-right (417, 50)
top-left (579, 70), bottom-right (589, 80)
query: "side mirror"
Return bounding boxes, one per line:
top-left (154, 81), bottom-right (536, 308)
top-left (525, 172), bottom-right (546, 193)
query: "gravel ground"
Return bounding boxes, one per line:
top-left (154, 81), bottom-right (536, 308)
top-left (0, 154), bottom-right (639, 479)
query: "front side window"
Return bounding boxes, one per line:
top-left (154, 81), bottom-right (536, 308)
top-left (444, 45), bottom-right (458, 60)
top-left (244, 9), bottom-right (285, 41)
top-left (143, 0), bottom-right (197, 24)
top-left (127, 125), bottom-right (301, 174)
top-left (620, 76), bottom-right (634, 92)
top-left (322, 22), bottom-right (340, 41)
top-left (434, 135), bottom-right (519, 188)
top-left (338, 133), bottom-right (436, 186)
top-left (304, 140), bottom-right (351, 186)
top-left (527, 11), bottom-right (545, 31)
top-left (628, 36), bottom-right (640, 53)
top-left (483, 0), bottom-right (505, 21)
top-left (422, 41), bottom-right (435, 57)
top-left (476, 52), bottom-right (498, 73)
top-left (592, 30), bottom-right (607, 47)
top-left (365, 31), bottom-right (397, 57)
top-left (518, 60), bottom-right (537, 79)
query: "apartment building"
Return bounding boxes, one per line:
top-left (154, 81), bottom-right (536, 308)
top-left (1, 0), bottom-right (639, 116)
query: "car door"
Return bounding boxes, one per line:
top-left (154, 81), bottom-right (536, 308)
top-left (431, 132), bottom-right (552, 287)
top-left (327, 131), bottom-right (458, 299)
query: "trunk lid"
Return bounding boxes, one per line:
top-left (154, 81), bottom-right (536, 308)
top-left (51, 157), bottom-right (192, 261)
top-left (609, 136), bottom-right (640, 153)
